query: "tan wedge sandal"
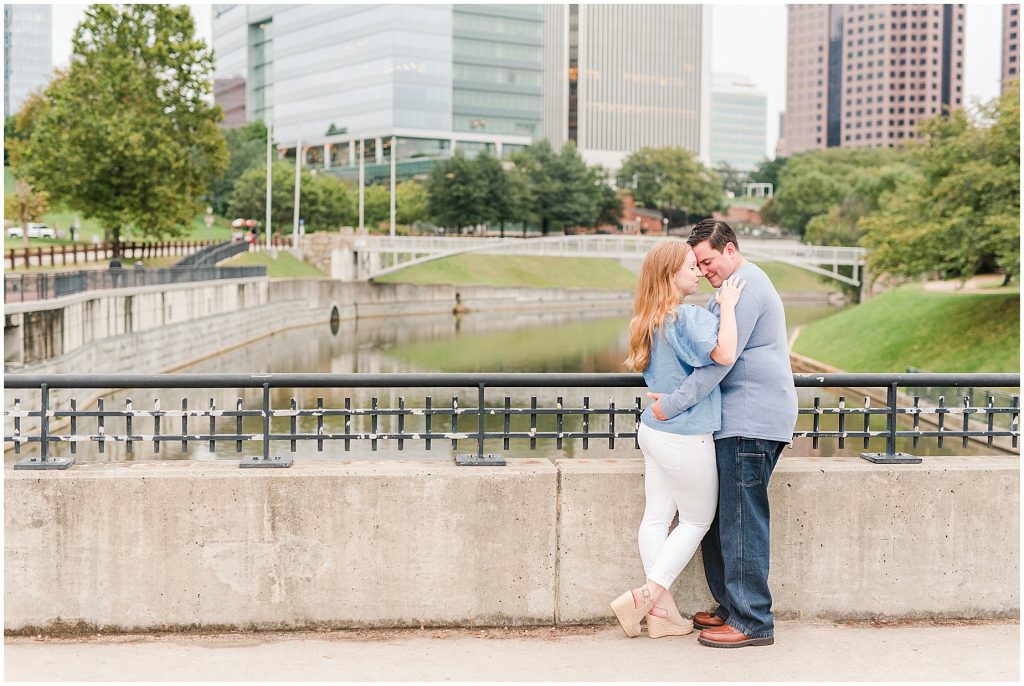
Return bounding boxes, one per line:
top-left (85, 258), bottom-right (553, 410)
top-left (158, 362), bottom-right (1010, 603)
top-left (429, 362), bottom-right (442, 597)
top-left (646, 613), bottom-right (694, 638)
top-left (610, 587), bottom-right (653, 638)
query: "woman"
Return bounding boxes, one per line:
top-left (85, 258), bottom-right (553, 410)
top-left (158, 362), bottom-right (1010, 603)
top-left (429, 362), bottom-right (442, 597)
top-left (610, 240), bottom-right (744, 639)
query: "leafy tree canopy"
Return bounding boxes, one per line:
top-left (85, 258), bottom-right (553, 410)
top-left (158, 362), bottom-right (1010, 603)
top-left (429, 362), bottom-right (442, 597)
top-left (748, 156), bottom-right (788, 189)
top-left (11, 4), bottom-right (228, 247)
top-left (617, 147), bottom-right (721, 223)
top-left (230, 162), bottom-right (355, 233)
top-left (209, 120), bottom-right (268, 216)
top-left (763, 146), bottom-right (910, 237)
top-left (860, 82), bottom-right (1020, 282)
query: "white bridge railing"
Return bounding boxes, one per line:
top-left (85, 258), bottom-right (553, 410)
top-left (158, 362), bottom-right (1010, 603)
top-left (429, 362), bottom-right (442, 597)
top-left (339, 235), bottom-right (867, 286)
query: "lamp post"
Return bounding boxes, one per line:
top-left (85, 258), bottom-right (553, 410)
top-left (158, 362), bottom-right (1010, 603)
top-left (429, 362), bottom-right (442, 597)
top-left (292, 128), bottom-right (302, 250)
top-left (390, 136), bottom-right (397, 238)
top-left (358, 140), bottom-right (365, 231)
top-left (266, 122), bottom-right (273, 252)
top-left (662, 217), bottom-right (669, 236)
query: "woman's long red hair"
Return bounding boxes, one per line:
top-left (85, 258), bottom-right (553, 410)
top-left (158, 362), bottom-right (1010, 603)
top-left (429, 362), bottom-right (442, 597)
top-left (624, 241), bottom-right (691, 372)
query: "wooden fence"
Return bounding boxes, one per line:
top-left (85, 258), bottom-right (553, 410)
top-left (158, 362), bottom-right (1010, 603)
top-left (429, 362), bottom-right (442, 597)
top-left (6, 240), bottom-right (218, 270)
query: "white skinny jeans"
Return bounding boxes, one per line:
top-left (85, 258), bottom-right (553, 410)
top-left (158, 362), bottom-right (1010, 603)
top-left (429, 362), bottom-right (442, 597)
top-left (636, 423), bottom-right (719, 589)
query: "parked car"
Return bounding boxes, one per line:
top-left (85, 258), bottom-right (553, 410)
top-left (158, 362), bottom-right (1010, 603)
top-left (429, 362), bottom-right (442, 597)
top-left (7, 223), bottom-right (56, 239)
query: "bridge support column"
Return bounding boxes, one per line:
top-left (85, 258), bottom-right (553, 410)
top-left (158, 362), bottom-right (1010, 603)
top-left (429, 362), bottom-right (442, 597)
top-left (860, 263), bottom-right (873, 302)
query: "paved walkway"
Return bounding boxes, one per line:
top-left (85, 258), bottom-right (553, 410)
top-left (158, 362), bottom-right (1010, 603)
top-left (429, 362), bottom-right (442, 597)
top-left (5, 620), bottom-right (1019, 681)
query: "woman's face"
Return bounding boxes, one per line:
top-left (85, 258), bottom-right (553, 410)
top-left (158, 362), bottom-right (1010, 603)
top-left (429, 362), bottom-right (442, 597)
top-left (672, 251), bottom-right (702, 297)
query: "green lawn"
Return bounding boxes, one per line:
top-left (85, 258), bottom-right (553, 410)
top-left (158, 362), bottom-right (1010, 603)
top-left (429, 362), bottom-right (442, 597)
top-left (792, 284), bottom-right (1020, 372)
top-left (375, 254), bottom-right (839, 294)
top-left (755, 261), bottom-right (840, 293)
top-left (373, 254), bottom-right (640, 290)
top-left (223, 250), bottom-right (326, 278)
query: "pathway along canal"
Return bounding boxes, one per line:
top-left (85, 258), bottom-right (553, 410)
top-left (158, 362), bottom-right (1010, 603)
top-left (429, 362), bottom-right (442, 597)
top-left (4, 302), bottom-right (1008, 464)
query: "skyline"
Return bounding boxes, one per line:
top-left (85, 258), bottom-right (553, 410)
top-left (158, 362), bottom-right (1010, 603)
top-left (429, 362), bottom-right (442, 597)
top-left (49, 3), bottom-right (1007, 161)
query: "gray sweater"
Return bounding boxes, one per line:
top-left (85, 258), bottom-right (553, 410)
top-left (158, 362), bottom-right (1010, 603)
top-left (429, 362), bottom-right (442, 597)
top-left (658, 262), bottom-right (798, 443)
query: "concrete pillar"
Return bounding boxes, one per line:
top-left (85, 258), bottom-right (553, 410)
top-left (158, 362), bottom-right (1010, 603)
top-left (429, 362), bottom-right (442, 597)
top-left (375, 137), bottom-right (383, 164)
top-left (324, 144), bottom-right (331, 170)
top-left (348, 140), bottom-right (355, 166)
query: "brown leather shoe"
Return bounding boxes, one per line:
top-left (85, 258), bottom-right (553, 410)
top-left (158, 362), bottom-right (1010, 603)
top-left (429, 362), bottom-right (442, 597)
top-left (697, 624), bottom-right (774, 648)
top-left (692, 611), bottom-right (725, 630)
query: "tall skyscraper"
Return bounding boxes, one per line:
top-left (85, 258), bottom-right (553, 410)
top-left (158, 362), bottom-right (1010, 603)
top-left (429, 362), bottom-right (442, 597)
top-left (710, 73), bottom-right (767, 172)
top-left (1003, 4), bottom-right (1020, 90)
top-left (542, 4), bottom-right (710, 172)
top-left (4, 4), bottom-right (53, 118)
top-left (782, 4), bottom-right (965, 156)
top-left (211, 4), bottom-right (543, 182)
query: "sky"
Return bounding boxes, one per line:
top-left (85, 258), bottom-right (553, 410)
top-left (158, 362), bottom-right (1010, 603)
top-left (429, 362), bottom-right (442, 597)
top-left (52, 2), bottom-right (1006, 160)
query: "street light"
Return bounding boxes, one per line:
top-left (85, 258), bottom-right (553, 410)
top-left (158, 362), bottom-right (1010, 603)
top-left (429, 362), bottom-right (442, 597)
top-left (662, 217), bottom-right (669, 235)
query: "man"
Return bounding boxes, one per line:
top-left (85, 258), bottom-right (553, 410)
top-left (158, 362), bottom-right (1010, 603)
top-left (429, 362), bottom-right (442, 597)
top-left (648, 219), bottom-right (797, 648)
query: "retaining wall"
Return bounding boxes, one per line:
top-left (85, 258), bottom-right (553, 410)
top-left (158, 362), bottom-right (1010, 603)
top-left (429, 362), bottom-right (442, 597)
top-left (5, 455), bottom-right (1018, 633)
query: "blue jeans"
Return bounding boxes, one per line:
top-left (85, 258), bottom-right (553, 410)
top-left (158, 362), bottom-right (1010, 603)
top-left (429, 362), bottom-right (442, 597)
top-left (700, 436), bottom-right (785, 638)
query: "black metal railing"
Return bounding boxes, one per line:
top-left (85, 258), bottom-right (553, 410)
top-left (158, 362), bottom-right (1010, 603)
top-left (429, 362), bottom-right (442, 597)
top-left (4, 266), bottom-right (268, 303)
top-left (3, 373), bottom-right (1019, 470)
top-left (175, 240), bottom-right (250, 267)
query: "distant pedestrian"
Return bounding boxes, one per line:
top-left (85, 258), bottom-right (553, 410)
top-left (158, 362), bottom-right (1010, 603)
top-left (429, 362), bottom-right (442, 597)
top-left (108, 256), bottom-right (123, 288)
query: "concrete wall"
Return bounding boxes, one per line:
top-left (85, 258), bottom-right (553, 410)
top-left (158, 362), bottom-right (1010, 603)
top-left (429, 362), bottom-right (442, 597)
top-left (5, 279), bottom-right (631, 376)
top-left (5, 455), bottom-right (1017, 633)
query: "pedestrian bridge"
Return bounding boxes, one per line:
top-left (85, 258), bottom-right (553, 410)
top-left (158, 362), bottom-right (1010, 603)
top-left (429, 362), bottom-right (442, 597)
top-left (340, 235), bottom-right (867, 287)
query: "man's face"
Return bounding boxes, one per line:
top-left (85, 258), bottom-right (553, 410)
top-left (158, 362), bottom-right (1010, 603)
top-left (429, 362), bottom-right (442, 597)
top-left (692, 240), bottom-right (737, 288)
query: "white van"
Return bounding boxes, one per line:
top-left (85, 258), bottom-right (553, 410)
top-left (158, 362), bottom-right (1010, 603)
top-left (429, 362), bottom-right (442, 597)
top-left (7, 223), bottom-right (56, 239)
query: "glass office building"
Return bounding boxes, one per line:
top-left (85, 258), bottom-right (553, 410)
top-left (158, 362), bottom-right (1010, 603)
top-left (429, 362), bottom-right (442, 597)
top-left (4, 4), bottom-right (52, 118)
top-left (542, 4), bottom-right (710, 172)
top-left (212, 4), bottom-right (543, 182)
top-left (710, 73), bottom-right (767, 172)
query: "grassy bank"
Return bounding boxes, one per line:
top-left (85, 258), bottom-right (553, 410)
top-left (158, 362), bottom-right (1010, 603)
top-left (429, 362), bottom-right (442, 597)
top-left (373, 254), bottom-right (841, 293)
top-left (373, 254), bottom-right (639, 290)
top-left (223, 250), bottom-right (326, 278)
top-left (792, 284), bottom-right (1020, 372)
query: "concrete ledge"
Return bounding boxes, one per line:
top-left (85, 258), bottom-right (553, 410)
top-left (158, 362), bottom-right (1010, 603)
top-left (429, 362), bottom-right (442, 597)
top-left (4, 459), bottom-right (557, 632)
top-left (4, 456), bottom-right (1019, 633)
top-left (558, 456), bottom-right (1020, 623)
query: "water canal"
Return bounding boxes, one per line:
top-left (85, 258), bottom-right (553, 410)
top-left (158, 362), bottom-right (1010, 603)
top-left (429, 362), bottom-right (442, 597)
top-left (4, 301), bottom-right (1009, 464)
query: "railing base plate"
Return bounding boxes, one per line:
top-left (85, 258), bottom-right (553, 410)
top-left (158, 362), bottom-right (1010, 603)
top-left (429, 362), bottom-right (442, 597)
top-left (240, 456), bottom-right (294, 468)
top-left (455, 454), bottom-right (506, 467)
top-left (859, 452), bottom-right (921, 464)
top-left (13, 456), bottom-right (75, 470)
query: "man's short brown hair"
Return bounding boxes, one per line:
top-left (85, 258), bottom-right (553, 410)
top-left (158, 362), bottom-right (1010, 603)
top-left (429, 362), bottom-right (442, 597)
top-left (686, 219), bottom-right (740, 252)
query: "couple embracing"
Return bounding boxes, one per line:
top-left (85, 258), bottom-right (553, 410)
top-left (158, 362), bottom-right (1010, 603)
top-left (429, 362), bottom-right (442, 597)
top-left (610, 219), bottom-right (798, 648)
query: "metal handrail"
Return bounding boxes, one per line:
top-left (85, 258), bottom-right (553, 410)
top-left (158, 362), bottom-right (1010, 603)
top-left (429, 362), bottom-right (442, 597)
top-left (4, 373), bottom-right (1019, 470)
top-left (3, 266), bottom-right (267, 304)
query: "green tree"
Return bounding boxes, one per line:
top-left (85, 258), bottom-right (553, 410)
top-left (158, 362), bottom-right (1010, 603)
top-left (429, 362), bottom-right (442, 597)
top-left (748, 156), bottom-right (787, 189)
top-left (304, 172), bottom-right (355, 231)
top-left (511, 140), bottom-right (600, 234)
top-left (860, 82), bottom-right (1020, 282)
top-left (426, 149), bottom-right (486, 233)
top-left (209, 120), bottom-right (269, 216)
top-left (229, 161), bottom-right (296, 233)
top-left (713, 162), bottom-right (748, 197)
top-left (364, 183), bottom-right (391, 230)
top-left (395, 181), bottom-right (429, 226)
top-left (763, 147), bottom-right (907, 236)
top-left (617, 147), bottom-right (721, 225)
top-left (7, 88), bottom-right (49, 171)
top-left (593, 179), bottom-right (624, 228)
top-left (229, 162), bottom-right (355, 234)
top-left (11, 5), bottom-right (227, 253)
